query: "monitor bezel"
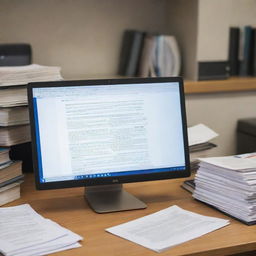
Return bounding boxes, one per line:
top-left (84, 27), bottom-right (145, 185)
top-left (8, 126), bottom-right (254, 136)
top-left (27, 77), bottom-right (190, 190)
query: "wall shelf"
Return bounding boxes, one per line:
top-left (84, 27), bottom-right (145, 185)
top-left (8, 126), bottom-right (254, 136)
top-left (184, 77), bottom-right (256, 94)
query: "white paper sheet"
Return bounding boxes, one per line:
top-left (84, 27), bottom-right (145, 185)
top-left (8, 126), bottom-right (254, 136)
top-left (9, 220), bottom-right (83, 256)
top-left (0, 204), bottom-right (82, 256)
top-left (188, 123), bottom-right (218, 146)
top-left (106, 205), bottom-right (229, 252)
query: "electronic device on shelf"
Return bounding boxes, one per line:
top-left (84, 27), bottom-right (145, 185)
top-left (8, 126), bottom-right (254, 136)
top-left (28, 77), bottom-right (190, 213)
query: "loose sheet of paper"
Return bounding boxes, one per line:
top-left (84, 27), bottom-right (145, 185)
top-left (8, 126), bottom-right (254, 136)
top-left (188, 124), bottom-right (218, 146)
top-left (0, 204), bottom-right (83, 256)
top-left (106, 205), bottom-right (229, 253)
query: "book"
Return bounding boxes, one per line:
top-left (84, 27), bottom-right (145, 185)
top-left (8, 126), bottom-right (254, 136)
top-left (0, 86), bottom-right (27, 107)
top-left (0, 161), bottom-right (22, 185)
top-left (0, 106), bottom-right (29, 126)
top-left (181, 179), bottom-right (195, 193)
top-left (137, 34), bottom-right (156, 77)
top-left (0, 174), bottom-right (24, 188)
top-left (252, 28), bottom-right (256, 76)
top-left (118, 30), bottom-right (145, 77)
top-left (228, 27), bottom-right (240, 76)
top-left (239, 26), bottom-right (254, 76)
top-left (0, 125), bottom-right (30, 146)
top-left (0, 180), bottom-right (23, 206)
top-left (155, 35), bottom-right (181, 77)
top-left (0, 64), bottom-right (63, 87)
top-left (0, 147), bottom-right (10, 165)
top-left (138, 34), bottom-right (181, 77)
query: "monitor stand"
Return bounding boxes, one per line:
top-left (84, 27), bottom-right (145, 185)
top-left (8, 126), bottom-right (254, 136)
top-left (84, 184), bottom-right (147, 213)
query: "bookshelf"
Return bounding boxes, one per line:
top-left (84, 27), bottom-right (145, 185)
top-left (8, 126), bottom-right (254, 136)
top-left (184, 77), bottom-right (256, 94)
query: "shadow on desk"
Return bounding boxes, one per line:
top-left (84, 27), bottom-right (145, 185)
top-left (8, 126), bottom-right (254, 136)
top-left (230, 251), bottom-right (256, 256)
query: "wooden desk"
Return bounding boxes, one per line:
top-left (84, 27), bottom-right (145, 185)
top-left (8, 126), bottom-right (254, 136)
top-left (7, 174), bottom-right (256, 256)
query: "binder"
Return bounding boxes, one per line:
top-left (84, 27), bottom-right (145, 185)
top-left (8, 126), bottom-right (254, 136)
top-left (228, 27), bottom-right (240, 76)
top-left (239, 26), bottom-right (254, 76)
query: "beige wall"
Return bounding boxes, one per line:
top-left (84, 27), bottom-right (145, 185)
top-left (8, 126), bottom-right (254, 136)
top-left (167, 0), bottom-right (198, 80)
top-left (186, 91), bottom-right (256, 156)
top-left (197, 0), bottom-right (256, 61)
top-left (0, 0), bottom-right (168, 79)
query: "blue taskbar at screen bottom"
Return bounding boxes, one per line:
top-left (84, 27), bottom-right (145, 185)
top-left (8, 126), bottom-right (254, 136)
top-left (40, 166), bottom-right (186, 183)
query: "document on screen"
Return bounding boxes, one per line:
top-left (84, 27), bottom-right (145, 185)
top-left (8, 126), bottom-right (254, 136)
top-left (106, 205), bottom-right (229, 252)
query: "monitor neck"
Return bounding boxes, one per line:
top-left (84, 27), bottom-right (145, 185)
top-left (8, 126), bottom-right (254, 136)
top-left (84, 184), bottom-right (147, 213)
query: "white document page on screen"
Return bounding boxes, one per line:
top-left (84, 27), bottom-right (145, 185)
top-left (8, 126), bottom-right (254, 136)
top-left (35, 83), bottom-right (185, 180)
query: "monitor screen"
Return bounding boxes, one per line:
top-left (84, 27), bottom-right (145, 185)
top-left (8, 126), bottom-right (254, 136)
top-left (28, 77), bottom-right (190, 213)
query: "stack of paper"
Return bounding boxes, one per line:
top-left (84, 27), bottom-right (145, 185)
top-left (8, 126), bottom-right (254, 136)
top-left (106, 205), bottom-right (229, 252)
top-left (193, 153), bottom-right (256, 224)
top-left (188, 124), bottom-right (218, 170)
top-left (0, 204), bottom-right (83, 256)
top-left (0, 64), bottom-right (63, 86)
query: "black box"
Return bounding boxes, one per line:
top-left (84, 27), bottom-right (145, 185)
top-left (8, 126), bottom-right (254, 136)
top-left (237, 118), bottom-right (256, 154)
top-left (0, 43), bottom-right (31, 66)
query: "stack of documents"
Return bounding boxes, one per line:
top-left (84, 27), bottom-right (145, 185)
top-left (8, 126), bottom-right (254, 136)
top-left (188, 123), bottom-right (218, 170)
top-left (0, 204), bottom-right (83, 256)
top-left (0, 64), bottom-right (63, 86)
top-left (193, 153), bottom-right (256, 225)
top-left (106, 205), bottom-right (229, 252)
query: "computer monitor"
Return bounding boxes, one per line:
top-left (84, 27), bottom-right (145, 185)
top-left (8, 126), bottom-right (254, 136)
top-left (28, 77), bottom-right (190, 213)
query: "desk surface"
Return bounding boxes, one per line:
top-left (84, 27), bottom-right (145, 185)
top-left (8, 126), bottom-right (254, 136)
top-left (7, 173), bottom-right (256, 256)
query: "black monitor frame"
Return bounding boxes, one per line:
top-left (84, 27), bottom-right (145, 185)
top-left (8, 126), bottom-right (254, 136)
top-left (28, 77), bottom-right (190, 192)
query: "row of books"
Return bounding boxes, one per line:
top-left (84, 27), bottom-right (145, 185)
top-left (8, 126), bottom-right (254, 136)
top-left (228, 25), bottom-right (256, 77)
top-left (0, 63), bottom-right (63, 206)
top-left (118, 30), bottom-right (181, 78)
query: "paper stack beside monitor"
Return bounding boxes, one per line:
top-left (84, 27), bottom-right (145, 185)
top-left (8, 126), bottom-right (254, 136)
top-left (193, 153), bottom-right (256, 225)
top-left (188, 123), bottom-right (219, 171)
